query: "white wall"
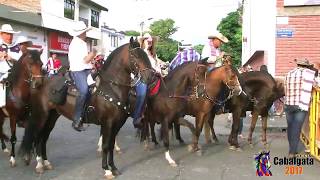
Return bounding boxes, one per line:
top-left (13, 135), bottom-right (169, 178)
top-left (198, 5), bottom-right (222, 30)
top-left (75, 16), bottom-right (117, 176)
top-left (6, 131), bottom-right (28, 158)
top-left (242, 0), bottom-right (277, 75)
top-left (41, 0), bottom-right (102, 39)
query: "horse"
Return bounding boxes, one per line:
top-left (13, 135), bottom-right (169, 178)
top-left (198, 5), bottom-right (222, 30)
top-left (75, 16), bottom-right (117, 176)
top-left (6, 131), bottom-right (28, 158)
top-left (141, 60), bottom-right (242, 166)
top-left (0, 50), bottom-right (44, 167)
top-left (19, 38), bottom-right (155, 179)
top-left (204, 70), bottom-right (285, 149)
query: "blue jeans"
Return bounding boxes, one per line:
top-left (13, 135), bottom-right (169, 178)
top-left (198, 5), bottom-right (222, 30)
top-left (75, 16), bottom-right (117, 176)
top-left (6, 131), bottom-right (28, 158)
top-left (284, 105), bottom-right (307, 154)
top-left (132, 80), bottom-right (147, 124)
top-left (72, 69), bottom-right (91, 121)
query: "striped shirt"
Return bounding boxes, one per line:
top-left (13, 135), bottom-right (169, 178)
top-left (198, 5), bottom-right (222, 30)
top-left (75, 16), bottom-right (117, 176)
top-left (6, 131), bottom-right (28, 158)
top-left (169, 48), bottom-right (200, 71)
top-left (285, 67), bottom-right (315, 111)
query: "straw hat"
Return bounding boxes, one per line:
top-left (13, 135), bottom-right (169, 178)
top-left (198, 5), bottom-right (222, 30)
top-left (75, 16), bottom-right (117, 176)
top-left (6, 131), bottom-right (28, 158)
top-left (0, 24), bottom-right (20, 34)
top-left (208, 32), bottom-right (229, 43)
top-left (142, 33), bottom-right (152, 41)
top-left (68, 21), bottom-right (92, 37)
top-left (295, 59), bottom-right (312, 66)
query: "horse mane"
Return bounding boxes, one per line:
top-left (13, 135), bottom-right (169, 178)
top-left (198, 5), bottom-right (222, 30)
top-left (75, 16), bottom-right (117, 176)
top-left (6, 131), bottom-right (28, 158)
top-left (8, 58), bottom-right (23, 84)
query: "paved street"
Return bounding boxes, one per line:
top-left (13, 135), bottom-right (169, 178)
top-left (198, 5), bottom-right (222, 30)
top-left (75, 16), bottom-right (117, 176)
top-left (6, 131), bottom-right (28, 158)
top-left (0, 114), bottom-right (319, 180)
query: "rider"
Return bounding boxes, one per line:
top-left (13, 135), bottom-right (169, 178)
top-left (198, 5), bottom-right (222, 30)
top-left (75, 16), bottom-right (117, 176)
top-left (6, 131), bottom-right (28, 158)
top-left (169, 46), bottom-right (200, 71)
top-left (16, 36), bottom-right (33, 55)
top-left (201, 32), bottom-right (228, 69)
top-left (131, 33), bottom-right (165, 128)
top-left (0, 24), bottom-right (21, 108)
top-left (68, 21), bottom-right (96, 132)
top-left (47, 53), bottom-right (62, 77)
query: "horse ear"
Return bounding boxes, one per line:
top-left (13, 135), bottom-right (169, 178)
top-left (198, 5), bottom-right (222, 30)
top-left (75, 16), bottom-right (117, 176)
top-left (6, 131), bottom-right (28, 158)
top-left (129, 37), bottom-right (134, 49)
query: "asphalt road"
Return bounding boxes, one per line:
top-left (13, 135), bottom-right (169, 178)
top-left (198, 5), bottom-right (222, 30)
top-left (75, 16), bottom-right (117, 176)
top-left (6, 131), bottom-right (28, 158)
top-left (0, 114), bottom-right (319, 180)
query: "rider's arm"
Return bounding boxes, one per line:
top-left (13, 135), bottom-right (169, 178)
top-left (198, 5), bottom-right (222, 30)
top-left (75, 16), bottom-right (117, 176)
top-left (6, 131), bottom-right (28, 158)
top-left (83, 49), bottom-right (97, 64)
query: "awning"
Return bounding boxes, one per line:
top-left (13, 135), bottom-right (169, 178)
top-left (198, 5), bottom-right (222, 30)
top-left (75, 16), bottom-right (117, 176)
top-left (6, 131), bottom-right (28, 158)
top-left (0, 4), bottom-right (42, 26)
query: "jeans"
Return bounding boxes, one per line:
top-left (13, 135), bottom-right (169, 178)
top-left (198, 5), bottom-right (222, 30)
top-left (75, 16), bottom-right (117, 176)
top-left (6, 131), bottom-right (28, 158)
top-left (132, 80), bottom-right (147, 123)
top-left (72, 69), bottom-right (91, 122)
top-left (284, 105), bottom-right (307, 154)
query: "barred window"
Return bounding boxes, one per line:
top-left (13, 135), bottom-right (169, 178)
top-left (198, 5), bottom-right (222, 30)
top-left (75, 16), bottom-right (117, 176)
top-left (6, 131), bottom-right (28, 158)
top-left (91, 9), bottom-right (99, 28)
top-left (64, 0), bottom-right (75, 19)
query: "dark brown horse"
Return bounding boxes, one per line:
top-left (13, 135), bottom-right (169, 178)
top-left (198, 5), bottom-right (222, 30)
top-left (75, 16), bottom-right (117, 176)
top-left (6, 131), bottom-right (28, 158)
top-left (204, 70), bottom-right (285, 149)
top-left (0, 50), bottom-right (44, 166)
top-left (142, 61), bottom-right (242, 166)
top-left (19, 38), bottom-right (154, 179)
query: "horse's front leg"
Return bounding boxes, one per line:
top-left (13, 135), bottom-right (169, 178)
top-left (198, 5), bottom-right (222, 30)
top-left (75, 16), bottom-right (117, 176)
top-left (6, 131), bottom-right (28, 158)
top-left (162, 119), bottom-right (177, 167)
top-left (174, 121), bottom-right (184, 145)
top-left (108, 127), bottom-right (122, 176)
top-left (189, 113), bottom-right (207, 154)
top-left (206, 113), bottom-right (218, 144)
top-left (261, 115), bottom-right (268, 147)
top-left (0, 116), bottom-right (9, 154)
top-left (9, 116), bottom-right (17, 167)
top-left (101, 122), bottom-right (114, 179)
top-left (248, 111), bottom-right (259, 147)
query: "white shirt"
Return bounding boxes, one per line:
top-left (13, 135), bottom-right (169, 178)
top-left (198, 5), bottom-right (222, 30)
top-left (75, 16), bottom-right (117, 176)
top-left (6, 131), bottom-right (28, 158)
top-left (144, 49), bottom-right (161, 73)
top-left (68, 36), bottom-right (92, 71)
top-left (0, 39), bottom-right (21, 73)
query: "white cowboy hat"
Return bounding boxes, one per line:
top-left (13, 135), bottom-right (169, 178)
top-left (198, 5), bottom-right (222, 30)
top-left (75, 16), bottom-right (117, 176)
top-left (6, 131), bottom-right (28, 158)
top-left (0, 24), bottom-right (20, 34)
top-left (16, 36), bottom-right (32, 45)
top-left (68, 21), bottom-right (92, 37)
top-left (208, 32), bottom-right (229, 43)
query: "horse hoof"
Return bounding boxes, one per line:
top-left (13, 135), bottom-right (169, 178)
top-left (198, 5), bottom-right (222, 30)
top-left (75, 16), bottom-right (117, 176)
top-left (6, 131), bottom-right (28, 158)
top-left (170, 162), bottom-right (178, 167)
top-left (44, 164), bottom-right (54, 170)
top-left (9, 161), bottom-right (16, 167)
top-left (229, 146), bottom-right (236, 151)
top-left (105, 174), bottom-right (115, 180)
top-left (187, 144), bottom-right (194, 152)
top-left (196, 149), bottom-right (203, 156)
top-left (116, 150), bottom-right (123, 154)
top-left (35, 167), bottom-right (44, 174)
top-left (3, 148), bottom-right (10, 155)
top-left (112, 169), bottom-right (121, 176)
top-left (24, 157), bottom-right (31, 166)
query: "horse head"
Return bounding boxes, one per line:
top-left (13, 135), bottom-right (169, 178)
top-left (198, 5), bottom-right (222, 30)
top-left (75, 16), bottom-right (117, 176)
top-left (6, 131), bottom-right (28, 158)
top-left (219, 64), bottom-right (243, 96)
top-left (19, 49), bottom-right (44, 88)
top-left (128, 37), bottom-right (155, 84)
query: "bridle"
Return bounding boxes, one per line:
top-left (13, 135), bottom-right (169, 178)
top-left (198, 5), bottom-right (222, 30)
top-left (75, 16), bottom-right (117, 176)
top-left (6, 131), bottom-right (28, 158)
top-left (21, 53), bottom-right (45, 89)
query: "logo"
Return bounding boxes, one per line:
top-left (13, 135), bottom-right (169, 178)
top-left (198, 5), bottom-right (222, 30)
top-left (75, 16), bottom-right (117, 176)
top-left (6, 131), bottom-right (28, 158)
top-left (254, 151), bottom-right (272, 176)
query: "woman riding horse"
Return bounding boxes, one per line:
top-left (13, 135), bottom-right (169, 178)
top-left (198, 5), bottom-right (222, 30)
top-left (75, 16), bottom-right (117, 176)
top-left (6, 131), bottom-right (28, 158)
top-left (19, 38), bottom-right (155, 179)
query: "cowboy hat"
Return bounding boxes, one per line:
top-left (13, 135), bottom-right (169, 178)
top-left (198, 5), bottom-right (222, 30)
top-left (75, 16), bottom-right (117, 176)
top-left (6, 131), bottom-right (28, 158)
top-left (0, 24), bottom-right (20, 34)
top-left (142, 33), bottom-right (153, 41)
top-left (16, 36), bottom-right (32, 45)
top-left (68, 21), bottom-right (92, 37)
top-left (294, 59), bottom-right (312, 66)
top-left (208, 32), bottom-right (229, 43)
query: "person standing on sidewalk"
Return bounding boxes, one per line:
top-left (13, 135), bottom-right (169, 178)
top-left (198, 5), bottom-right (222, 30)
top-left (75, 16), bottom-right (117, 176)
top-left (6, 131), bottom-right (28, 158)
top-left (284, 59), bottom-right (316, 157)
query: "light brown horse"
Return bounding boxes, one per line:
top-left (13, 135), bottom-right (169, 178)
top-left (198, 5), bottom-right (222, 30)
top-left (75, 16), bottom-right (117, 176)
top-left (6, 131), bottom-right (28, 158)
top-left (143, 61), bottom-right (242, 166)
top-left (0, 50), bottom-right (44, 167)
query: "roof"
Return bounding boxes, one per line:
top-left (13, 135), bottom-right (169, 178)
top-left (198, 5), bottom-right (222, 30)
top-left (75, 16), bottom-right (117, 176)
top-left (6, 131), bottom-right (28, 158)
top-left (242, 50), bottom-right (264, 67)
top-left (82, 0), bottom-right (108, 11)
top-left (0, 4), bottom-right (42, 27)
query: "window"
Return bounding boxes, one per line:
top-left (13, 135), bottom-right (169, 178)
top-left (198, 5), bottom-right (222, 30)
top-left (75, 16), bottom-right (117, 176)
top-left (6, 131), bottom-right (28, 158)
top-left (110, 35), bottom-right (118, 47)
top-left (64, 0), bottom-right (75, 19)
top-left (91, 9), bottom-right (99, 28)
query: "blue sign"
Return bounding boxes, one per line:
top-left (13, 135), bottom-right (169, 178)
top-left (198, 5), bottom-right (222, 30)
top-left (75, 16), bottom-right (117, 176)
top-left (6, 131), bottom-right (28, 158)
top-left (276, 29), bottom-right (293, 38)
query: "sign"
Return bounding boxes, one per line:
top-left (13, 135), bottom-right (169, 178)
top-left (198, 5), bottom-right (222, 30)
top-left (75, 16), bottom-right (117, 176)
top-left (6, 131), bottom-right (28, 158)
top-left (276, 29), bottom-right (293, 38)
top-left (49, 32), bottom-right (72, 52)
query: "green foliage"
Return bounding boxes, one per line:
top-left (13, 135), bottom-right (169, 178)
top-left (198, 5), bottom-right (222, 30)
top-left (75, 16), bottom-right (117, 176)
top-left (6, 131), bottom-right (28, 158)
top-left (149, 19), bottom-right (179, 62)
top-left (124, 30), bottom-right (140, 37)
top-left (217, 9), bottom-right (242, 67)
top-left (193, 44), bottom-right (204, 54)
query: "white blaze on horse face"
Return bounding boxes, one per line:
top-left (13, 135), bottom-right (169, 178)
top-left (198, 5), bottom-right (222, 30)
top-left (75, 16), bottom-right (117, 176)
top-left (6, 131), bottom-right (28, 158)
top-left (165, 151), bottom-right (176, 166)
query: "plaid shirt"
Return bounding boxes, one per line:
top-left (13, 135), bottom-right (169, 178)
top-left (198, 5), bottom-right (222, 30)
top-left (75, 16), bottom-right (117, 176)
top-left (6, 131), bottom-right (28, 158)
top-left (285, 67), bottom-right (315, 111)
top-left (169, 48), bottom-right (200, 71)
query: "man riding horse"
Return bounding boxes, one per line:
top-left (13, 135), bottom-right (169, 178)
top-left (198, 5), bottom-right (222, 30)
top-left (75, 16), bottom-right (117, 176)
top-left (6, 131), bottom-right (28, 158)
top-left (68, 21), bottom-right (97, 131)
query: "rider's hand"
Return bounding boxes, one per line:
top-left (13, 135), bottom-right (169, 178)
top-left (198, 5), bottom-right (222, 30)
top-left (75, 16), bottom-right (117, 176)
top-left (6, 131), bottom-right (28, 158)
top-left (0, 51), bottom-right (8, 61)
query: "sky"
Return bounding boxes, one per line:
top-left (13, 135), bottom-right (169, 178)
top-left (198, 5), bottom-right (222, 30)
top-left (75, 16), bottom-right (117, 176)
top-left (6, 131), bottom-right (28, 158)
top-left (101, 0), bottom-right (240, 45)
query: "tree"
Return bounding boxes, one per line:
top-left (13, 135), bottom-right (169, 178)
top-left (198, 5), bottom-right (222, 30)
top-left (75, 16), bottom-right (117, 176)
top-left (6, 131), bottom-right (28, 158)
top-left (193, 44), bottom-right (204, 55)
top-left (217, 8), bottom-right (242, 67)
top-left (124, 30), bottom-right (140, 37)
top-left (149, 19), bottom-right (179, 61)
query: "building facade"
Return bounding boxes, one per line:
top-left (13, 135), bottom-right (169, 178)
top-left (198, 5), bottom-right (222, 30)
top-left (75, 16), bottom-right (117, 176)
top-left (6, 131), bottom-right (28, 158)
top-left (242, 0), bottom-right (320, 77)
top-left (100, 25), bottom-right (126, 56)
top-left (0, 0), bottom-right (108, 66)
